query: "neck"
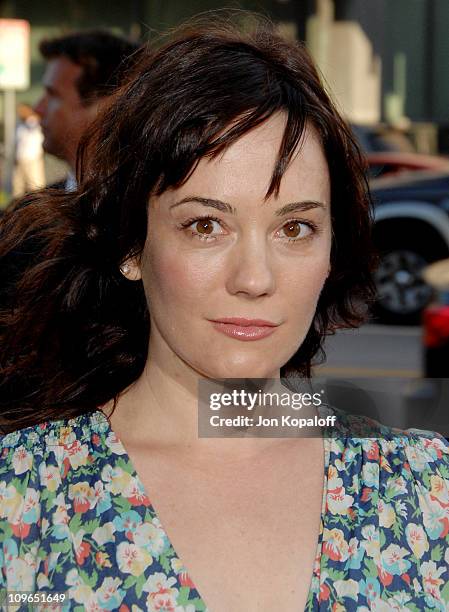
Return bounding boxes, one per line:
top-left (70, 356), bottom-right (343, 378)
top-left (104, 341), bottom-right (301, 461)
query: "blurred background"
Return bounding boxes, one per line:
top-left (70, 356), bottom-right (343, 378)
top-left (4, 0), bottom-right (449, 190)
top-left (1, 0), bottom-right (449, 430)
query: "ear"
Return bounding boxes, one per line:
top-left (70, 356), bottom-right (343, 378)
top-left (120, 257), bottom-right (142, 281)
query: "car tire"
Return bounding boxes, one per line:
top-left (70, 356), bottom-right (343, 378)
top-left (372, 221), bottom-right (449, 326)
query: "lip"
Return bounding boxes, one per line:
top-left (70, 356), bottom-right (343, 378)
top-left (209, 318), bottom-right (280, 341)
top-left (211, 317), bottom-right (279, 327)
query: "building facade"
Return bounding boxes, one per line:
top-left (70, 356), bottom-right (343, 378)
top-left (2, 0), bottom-right (449, 126)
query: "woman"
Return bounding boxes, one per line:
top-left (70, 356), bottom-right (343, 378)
top-left (1, 15), bottom-right (448, 612)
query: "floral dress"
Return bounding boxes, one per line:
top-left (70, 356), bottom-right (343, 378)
top-left (0, 408), bottom-right (448, 611)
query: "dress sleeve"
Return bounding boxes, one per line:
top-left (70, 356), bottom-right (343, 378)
top-left (0, 427), bottom-right (64, 594)
top-left (317, 410), bottom-right (449, 610)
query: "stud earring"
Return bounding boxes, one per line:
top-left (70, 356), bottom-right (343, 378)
top-left (120, 263), bottom-right (130, 276)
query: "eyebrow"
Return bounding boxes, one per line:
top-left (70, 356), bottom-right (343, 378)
top-left (169, 196), bottom-right (327, 216)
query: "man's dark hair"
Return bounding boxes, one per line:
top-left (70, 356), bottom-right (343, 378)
top-left (39, 29), bottom-right (140, 102)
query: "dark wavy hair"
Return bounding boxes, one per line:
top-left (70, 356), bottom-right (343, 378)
top-left (0, 14), bottom-right (378, 433)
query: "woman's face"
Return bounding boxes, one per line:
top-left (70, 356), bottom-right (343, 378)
top-left (134, 113), bottom-right (332, 379)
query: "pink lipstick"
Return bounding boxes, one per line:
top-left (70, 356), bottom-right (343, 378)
top-left (209, 317), bottom-right (279, 341)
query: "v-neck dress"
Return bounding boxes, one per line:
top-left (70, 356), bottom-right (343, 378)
top-left (1, 408), bottom-right (448, 611)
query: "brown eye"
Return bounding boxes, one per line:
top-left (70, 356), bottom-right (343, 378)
top-left (195, 219), bottom-right (214, 234)
top-left (283, 221), bottom-right (302, 238)
top-left (182, 217), bottom-right (224, 239)
top-left (277, 220), bottom-right (314, 241)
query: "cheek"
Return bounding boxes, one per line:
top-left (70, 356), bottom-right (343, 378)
top-left (284, 269), bottom-right (326, 334)
top-left (49, 99), bottom-right (65, 116)
top-left (143, 242), bottom-right (222, 310)
top-left (288, 258), bottom-right (329, 291)
top-left (46, 101), bottom-right (58, 120)
top-left (280, 253), bottom-right (330, 317)
top-left (72, 109), bottom-right (91, 132)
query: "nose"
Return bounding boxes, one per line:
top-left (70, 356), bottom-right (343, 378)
top-left (33, 96), bottom-right (46, 119)
top-left (226, 234), bottom-right (276, 298)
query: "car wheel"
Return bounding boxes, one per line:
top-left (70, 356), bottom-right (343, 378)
top-left (373, 248), bottom-right (437, 325)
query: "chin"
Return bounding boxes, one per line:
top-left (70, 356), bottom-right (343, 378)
top-left (199, 357), bottom-right (281, 380)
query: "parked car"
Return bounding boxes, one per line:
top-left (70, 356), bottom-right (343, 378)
top-left (350, 124), bottom-right (449, 325)
top-left (423, 300), bottom-right (449, 375)
top-left (366, 151), bottom-right (449, 179)
top-left (421, 258), bottom-right (449, 376)
top-left (370, 170), bottom-right (449, 325)
top-left (351, 123), bottom-right (399, 153)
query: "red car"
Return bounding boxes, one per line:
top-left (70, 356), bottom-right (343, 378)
top-left (423, 300), bottom-right (449, 375)
top-left (367, 151), bottom-right (449, 179)
top-left (421, 259), bottom-right (449, 376)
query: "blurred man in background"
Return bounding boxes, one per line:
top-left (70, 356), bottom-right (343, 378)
top-left (12, 103), bottom-right (45, 197)
top-left (0, 30), bottom-right (140, 315)
top-left (34, 29), bottom-right (139, 190)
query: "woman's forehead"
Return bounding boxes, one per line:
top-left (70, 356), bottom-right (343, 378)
top-left (153, 117), bottom-right (330, 210)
